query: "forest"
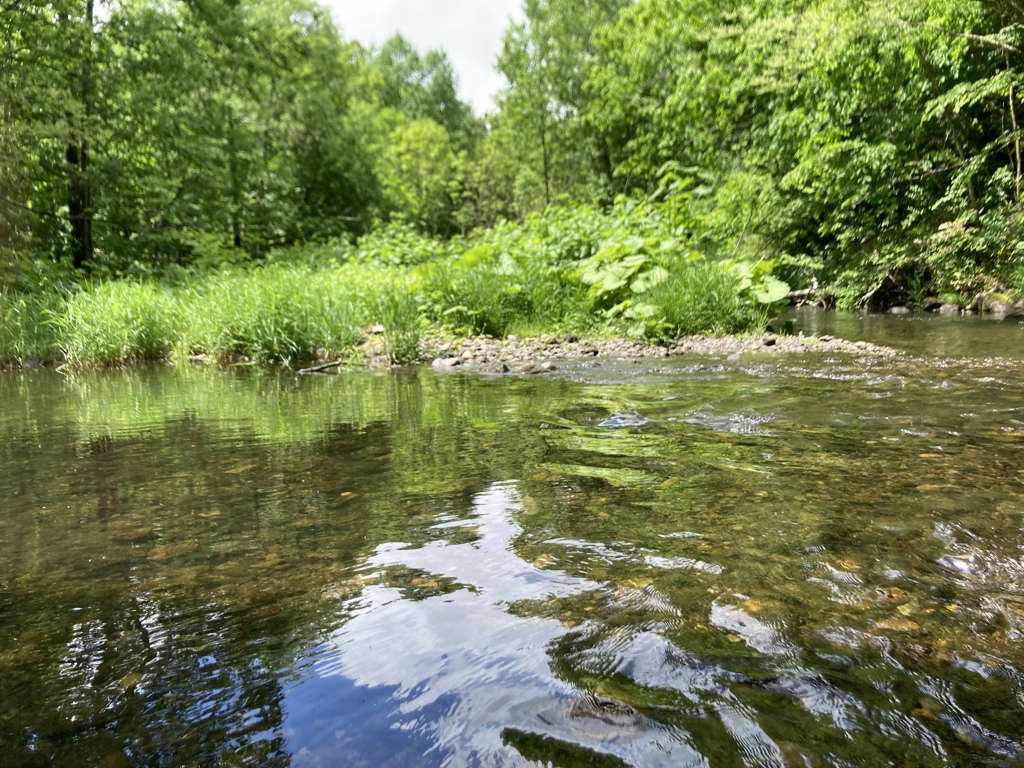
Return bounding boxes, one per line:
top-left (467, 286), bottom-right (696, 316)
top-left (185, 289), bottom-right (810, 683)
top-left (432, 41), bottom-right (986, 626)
top-left (1, 0), bottom-right (1022, 365)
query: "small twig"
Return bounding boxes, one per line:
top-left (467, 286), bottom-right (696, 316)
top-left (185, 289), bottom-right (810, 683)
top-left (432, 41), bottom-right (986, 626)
top-left (298, 360), bottom-right (342, 374)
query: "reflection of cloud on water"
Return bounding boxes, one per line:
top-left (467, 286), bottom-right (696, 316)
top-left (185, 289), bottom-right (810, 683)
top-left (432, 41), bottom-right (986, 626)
top-left (284, 483), bottom-right (705, 766)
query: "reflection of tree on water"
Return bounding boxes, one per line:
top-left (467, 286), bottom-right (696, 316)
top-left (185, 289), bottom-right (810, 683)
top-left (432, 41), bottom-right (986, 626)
top-left (296, 483), bottom-right (707, 767)
top-left (0, 412), bottom-right (400, 765)
top-left (3, 364), bottom-right (1024, 766)
top-left (50, 597), bottom-right (292, 766)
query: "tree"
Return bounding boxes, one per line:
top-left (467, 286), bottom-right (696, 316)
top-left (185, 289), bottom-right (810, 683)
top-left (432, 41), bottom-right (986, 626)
top-left (0, 0), bottom-right (105, 275)
top-left (364, 35), bottom-right (480, 152)
top-left (496, 0), bottom-right (629, 211)
top-left (376, 114), bottom-right (462, 237)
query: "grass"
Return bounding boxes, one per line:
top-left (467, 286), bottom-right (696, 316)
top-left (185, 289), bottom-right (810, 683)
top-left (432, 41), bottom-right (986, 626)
top-left (59, 281), bottom-right (182, 365)
top-left (0, 202), bottom-right (783, 368)
top-left (640, 259), bottom-right (763, 337)
top-left (185, 267), bottom-right (363, 363)
top-left (0, 290), bottom-right (62, 365)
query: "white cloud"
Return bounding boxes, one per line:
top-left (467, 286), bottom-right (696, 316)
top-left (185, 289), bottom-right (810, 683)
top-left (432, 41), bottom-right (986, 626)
top-left (323, 0), bottom-right (523, 115)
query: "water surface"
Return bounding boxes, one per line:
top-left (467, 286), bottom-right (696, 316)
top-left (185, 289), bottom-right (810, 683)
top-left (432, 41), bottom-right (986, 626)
top-left (2, 319), bottom-right (1024, 766)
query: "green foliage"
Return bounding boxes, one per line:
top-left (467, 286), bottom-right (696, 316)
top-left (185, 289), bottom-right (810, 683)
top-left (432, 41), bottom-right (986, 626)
top-left (11, 0), bottom-right (1024, 320)
top-left (574, 0), bottom-right (1024, 302)
top-left (420, 246), bottom-right (535, 337)
top-left (1, 187), bottom-right (793, 367)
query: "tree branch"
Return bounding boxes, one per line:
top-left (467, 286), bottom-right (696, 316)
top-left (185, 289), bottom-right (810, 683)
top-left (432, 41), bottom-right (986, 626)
top-left (897, 19), bottom-right (1023, 55)
top-left (0, 194), bottom-right (61, 219)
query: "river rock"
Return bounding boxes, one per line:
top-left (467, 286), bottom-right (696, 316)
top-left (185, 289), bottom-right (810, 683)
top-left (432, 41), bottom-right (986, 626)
top-left (938, 303), bottom-right (961, 314)
top-left (976, 293), bottom-right (1024, 318)
top-left (432, 357), bottom-right (463, 371)
top-left (478, 360), bottom-right (509, 374)
top-left (889, 306), bottom-right (912, 315)
top-left (518, 361), bottom-right (556, 375)
top-left (920, 297), bottom-right (942, 312)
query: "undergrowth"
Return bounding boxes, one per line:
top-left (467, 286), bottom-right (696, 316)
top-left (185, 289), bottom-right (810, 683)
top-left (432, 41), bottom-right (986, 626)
top-left (0, 193), bottom-right (791, 368)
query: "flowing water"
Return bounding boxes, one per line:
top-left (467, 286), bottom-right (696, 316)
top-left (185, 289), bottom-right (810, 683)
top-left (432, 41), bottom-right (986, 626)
top-left (2, 311), bottom-right (1024, 767)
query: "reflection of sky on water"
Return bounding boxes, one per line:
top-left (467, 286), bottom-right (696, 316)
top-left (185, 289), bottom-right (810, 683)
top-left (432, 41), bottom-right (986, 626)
top-left (280, 483), bottom-right (703, 767)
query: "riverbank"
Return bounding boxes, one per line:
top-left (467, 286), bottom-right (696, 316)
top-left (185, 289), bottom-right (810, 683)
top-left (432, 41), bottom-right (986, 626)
top-left (90, 328), bottom-right (896, 376)
top-left (4, 326), bottom-right (901, 373)
top-left (416, 331), bottom-right (899, 374)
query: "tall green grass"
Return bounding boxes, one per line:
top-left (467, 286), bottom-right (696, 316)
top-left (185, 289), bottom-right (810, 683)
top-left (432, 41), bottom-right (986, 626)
top-left (0, 291), bottom-right (62, 365)
top-left (2, 199), bottom-right (787, 368)
top-left (185, 267), bottom-right (361, 362)
top-left (640, 259), bottom-right (764, 337)
top-left (59, 281), bottom-right (182, 365)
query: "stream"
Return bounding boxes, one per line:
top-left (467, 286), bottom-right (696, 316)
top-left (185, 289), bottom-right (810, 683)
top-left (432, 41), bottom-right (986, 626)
top-left (1, 310), bottom-right (1023, 766)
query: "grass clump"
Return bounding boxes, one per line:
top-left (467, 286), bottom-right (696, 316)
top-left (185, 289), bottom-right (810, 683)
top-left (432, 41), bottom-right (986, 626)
top-left (184, 266), bottom-right (361, 363)
top-left (181, 264), bottom-right (423, 365)
top-left (0, 291), bottom-right (62, 365)
top-left (638, 259), bottom-right (761, 337)
top-left (58, 281), bottom-right (181, 365)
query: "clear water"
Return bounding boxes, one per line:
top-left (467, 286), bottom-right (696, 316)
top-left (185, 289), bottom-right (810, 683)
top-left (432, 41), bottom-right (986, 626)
top-left (2, 313), bottom-right (1024, 767)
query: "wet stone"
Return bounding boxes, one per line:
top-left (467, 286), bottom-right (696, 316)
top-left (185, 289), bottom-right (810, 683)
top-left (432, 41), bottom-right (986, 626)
top-left (432, 357), bottom-right (463, 371)
top-left (478, 360), bottom-right (509, 374)
top-left (517, 362), bottom-right (556, 375)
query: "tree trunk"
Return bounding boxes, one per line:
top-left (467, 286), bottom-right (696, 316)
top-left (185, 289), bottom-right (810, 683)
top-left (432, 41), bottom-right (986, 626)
top-left (539, 109), bottom-right (550, 207)
top-left (67, 0), bottom-right (93, 271)
top-left (599, 135), bottom-right (614, 186)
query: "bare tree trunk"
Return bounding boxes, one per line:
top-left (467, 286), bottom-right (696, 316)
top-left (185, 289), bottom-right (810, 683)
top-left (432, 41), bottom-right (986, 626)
top-left (227, 110), bottom-right (243, 250)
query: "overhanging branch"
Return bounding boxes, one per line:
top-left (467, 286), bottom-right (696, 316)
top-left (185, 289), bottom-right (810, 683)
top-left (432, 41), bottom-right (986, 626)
top-left (897, 19), bottom-right (1023, 55)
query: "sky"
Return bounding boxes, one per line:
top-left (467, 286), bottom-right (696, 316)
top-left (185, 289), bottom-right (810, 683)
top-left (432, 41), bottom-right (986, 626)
top-left (324, 0), bottom-right (524, 115)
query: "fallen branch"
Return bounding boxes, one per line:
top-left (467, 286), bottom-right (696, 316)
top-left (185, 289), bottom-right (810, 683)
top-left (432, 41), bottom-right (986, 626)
top-left (298, 360), bottom-right (342, 374)
top-left (786, 277), bottom-right (819, 301)
top-left (787, 287), bottom-right (817, 299)
top-left (860, 274), bottom-right (893, 307)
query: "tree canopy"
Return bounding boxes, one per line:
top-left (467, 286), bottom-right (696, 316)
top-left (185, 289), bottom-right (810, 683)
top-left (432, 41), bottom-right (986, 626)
top-left (1, 0), bottom-right (1022, 305)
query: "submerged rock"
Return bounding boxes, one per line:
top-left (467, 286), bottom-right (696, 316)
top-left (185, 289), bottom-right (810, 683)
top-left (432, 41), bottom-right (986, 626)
top-left (432, 357), bottom-right (463, 371)
top-left (478, 360), bottom-right (509, 374)
top-left (517, 361), bottom-right (556, 375)
top-left (566, 693), bottom-right (647, 737)
top-left (599, 412), bottom-right (649, 428)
